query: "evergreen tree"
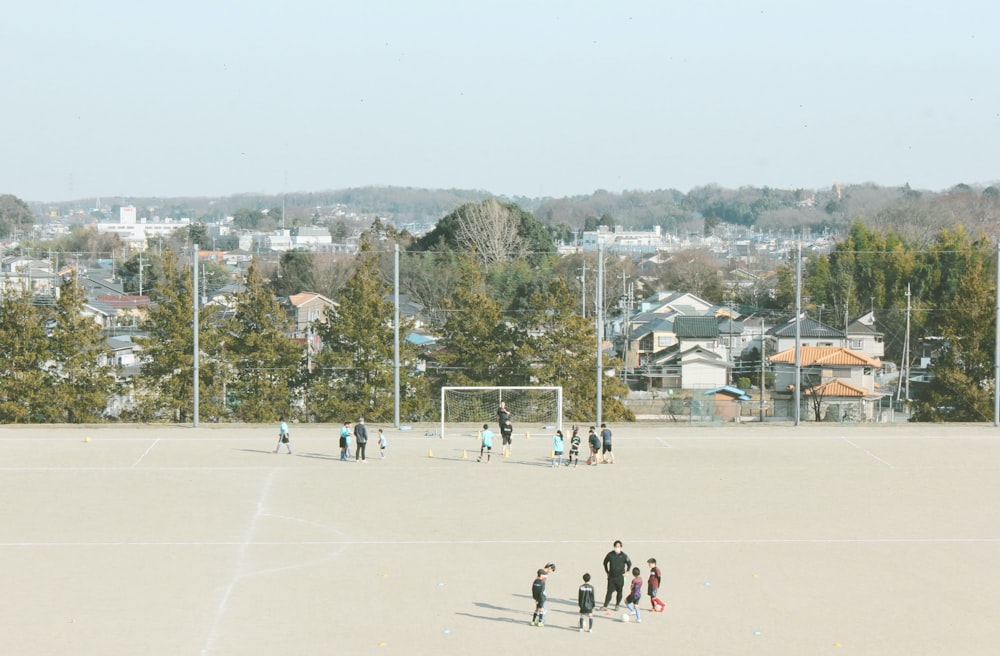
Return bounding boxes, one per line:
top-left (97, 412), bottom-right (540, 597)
top-left (432, 256), bottom-right (529, 388)
top-left (134, 251), bottom-right (226, 422)
top-left (308, 246), bottom-right (428, 422)
top-left (224, 262), bottom-right (304, 422)
top-left (521, 278), bottom-right (635, 421)
top-left (911, 227), bottom-right (995, 421)
top-left (0, 289), bottom-right (50, 422)
top-left (47, 273), bottom-right (115, 422)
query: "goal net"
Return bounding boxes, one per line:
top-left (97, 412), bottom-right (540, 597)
top-left (439, 386), bottom-right (563, 438)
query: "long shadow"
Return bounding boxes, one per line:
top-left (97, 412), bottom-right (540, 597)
top-left (510, 593), bottom-right (578, 608)
top-left (235, 448), bottom-right (277, 455)
top-left (455, 611), bottom-right (579, 632)
top-left (295, 452), bottom-right (339, 461)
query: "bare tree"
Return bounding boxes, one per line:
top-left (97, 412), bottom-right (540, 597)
top-left (454, 199), bottom-right (526, 266)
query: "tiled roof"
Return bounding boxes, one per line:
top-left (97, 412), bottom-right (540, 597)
top-left (673, 316), bottom-right (719, 339)
top-left (803, 379), bottom-right (868, 398)
top-left (769, 316), bottom-right (844, 339)
top-left (770, 346), bottom-right (881, 367)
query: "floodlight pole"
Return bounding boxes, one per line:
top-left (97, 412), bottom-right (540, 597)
top-left (794, 240), bottom-right (802, 426)
top-left (394, 243), bottom-right (400, 429)
top-left (994, 242), bottom-right (1000, 427)
top-left (193, 243), bottom-right (200, 428)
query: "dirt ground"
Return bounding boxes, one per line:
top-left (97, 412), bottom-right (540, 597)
top-left (1, 421), bottom-right (998, 656)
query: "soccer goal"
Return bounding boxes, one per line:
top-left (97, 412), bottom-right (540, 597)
top-left (439, 386), bottom-right (563, 438)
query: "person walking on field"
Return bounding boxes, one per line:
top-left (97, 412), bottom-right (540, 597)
top-left (600, 540), bottom-right (632, 611)
top-left (600, 423), bottom-right (615, 464)
top-left (274, 417), bottom-right (292, 454)
top-left (354, 417), bottom-right (369, 462)
top-left (378, 428), bottom-right (388, 459)
top-left (478, 424), bottom-right (494, 463)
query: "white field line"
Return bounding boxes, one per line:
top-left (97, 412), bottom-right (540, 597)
top-left (840, 436), bottom-right (895, 468)
top-left (3, 537), bottom-right (998, 548)
top-left (199, 470), bottom-right (275, 656)
top-left (131, 438), bottom-right (160, 467)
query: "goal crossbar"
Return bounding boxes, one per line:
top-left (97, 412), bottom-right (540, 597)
top-left (439, 386), bottom-right (563, 438)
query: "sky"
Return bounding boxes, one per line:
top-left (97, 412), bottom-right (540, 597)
top-left (3, 1), bottom-right (999, 203)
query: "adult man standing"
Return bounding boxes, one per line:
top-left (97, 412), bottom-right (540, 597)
top-left (354, 417), bottom-right (369, 462)
top-left (600, 540), bottom-right (631, 611)
top-left (497, 400), bottom-right (512, 433)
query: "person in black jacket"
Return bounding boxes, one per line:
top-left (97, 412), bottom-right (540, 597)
top-left (354, 417), bottom-right (369, 462)
top-left (600, 540), bottom-right (632, 611)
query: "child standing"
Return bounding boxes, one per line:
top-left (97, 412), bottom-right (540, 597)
top-left (587, 426), bottom-right (601, 465)
top-left (378, 428), bottom-right (388, 459)
top-left (647, 558), bottom-right (665, 612)
top-left (530, 568), bottom-right (547, 626)
top-left (625, 567), bottom-right (643, 622)
top-left (568, 425), bottom-right (582, 467)
top-left (339, 422), bottom-right (352, 461)
top-left (478, 424), bottom-right (494, 463)
top-left (500, 419), bottom-right (514, 458)
top-left (551, 430), bottom-right (564, 467)
top-left (578, 572), bottom-right (596, 632)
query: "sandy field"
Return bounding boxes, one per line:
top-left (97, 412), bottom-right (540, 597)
top-left (1, 421), bottom-right (998, 656)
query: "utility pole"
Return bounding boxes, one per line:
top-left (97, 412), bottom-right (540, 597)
top-left (794, 241), bottom-right (802, 426)
top-left (596, 240), bottom-right (604, 426)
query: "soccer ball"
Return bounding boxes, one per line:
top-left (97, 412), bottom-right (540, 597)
top-left (621, 613), bottom-right (630, 623)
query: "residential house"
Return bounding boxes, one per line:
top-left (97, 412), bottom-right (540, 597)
top-left (769, 346), bottom-right (884, 421)
top-left (767, 315), bottom-right (845, 353)
top-left (846, 311), bottom-right (885, 358)
top-left (285, 292), bottom-right (338, 339)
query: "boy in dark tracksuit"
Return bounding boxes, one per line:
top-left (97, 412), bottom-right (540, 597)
top-left (578, 572), bottom-right (596, 632)
top-left (530, 569), bottom-right (547, 626)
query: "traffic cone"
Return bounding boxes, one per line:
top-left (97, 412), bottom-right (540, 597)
top-left (427, 449), bottom-right (433, 458)
top-left (462, 449), bottom-right (467, 459)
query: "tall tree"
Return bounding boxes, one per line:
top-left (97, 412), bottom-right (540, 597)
top-left (0, 194), bottom-right (34, 238)
top-left (432, 256), bottom-right (529, 388)
top-left (46, 273), bottom-right (115, 422)
top-left (133, 251), bottom-right (226, 422)
top-left (224, 262), bottom-right (304, 422)
top-left (307, 246), bottom-right (428, 422)
top-left (521, 278), bottom-right (634, 421)
top-left (911, 227), bottom-right (995, 421)
top-left (0, 289), bottom-right (50, 422)
top-left (270, 250), bottom-right (316, 297)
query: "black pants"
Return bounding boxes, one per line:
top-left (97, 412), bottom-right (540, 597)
top-left (356, 442), bottom-right (367, 460)
top-left (604, 575), bottom-right (624, 607)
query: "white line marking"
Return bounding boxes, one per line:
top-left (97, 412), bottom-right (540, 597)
top-left (3, 537), bottom-right (997, 547)
top-left (841, 436), bottom-right (894, 468)
top-left (132, 438), bottom-right (160, 467)
top-left (199, 470), bottom-right (275, 656)
top-left (656, 436), bottom-right (673, 448)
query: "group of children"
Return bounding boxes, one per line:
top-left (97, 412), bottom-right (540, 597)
top-left (271, 420), bottom-right (388, 460)
top-left (548, 424), bottom-right (614, 467)
top-left (531, 558), bottom-right (664, 630)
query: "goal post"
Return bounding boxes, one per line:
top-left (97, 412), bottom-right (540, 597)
top-left (439, 386), bottom-right (563, 438)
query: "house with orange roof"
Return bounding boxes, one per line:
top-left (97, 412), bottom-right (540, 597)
top-left (769, 346), bottom-right (884, 421)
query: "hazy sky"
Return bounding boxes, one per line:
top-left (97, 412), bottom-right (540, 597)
top-left (3, 1), bottom-right (998, 203)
